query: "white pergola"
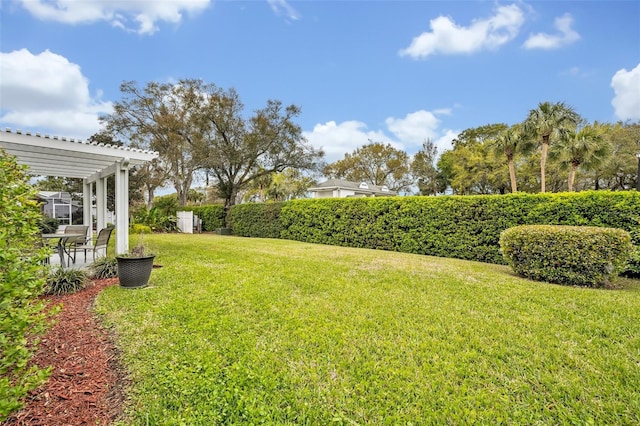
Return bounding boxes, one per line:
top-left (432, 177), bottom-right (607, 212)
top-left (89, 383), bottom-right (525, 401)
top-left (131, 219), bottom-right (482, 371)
top-left (0, 128), bottom-right (158, 254)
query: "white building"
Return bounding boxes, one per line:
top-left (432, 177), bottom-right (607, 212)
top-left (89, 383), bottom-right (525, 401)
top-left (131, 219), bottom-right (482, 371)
top-left (308, 179), bottom-right (397, 198)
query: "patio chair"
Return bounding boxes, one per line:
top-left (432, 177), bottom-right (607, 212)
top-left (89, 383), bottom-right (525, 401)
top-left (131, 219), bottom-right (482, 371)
top-left (62, 225), bottom-right (90, 264)
top-left (77, 226), bottom-right (114, 262)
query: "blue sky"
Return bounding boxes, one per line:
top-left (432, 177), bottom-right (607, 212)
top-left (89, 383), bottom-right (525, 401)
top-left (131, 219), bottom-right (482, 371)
top-left (1, 0), bottom-right (639, 163)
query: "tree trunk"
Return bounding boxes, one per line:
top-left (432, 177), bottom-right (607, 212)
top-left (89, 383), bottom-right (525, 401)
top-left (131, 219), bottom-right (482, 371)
top-left (223, 188), bottom-right (239, 227)
top-left (540, 135), bottom-right (549, 193)
top-left (508, 158), bottom-right (518, 193)
top-left (568, 164), bottom-right (577, 191)
top-left (146, 187), bottom-right (155, 209)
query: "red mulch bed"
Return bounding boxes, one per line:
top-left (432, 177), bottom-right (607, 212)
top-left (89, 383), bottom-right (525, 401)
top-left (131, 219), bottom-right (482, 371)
top-left (6, 278), bottom-right (127, 425)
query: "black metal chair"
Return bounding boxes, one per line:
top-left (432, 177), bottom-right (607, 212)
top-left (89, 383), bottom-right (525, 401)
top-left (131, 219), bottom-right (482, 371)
top-left (77, 226), bottom-right (114, 262)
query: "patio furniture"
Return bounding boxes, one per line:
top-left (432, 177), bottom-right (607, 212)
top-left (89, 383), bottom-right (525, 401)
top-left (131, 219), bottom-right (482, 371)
top-left (77, 226), bottom-right (114, 262)
top-left (62, 225), bottom-right (90, 264)
top-left (41, 232), bottom-right (86, 268)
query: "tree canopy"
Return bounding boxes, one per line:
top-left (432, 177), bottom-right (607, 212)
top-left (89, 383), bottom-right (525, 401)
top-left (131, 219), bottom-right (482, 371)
top-left (323, 141), bottom-right (412, 193)
top-left (102, 79), bottom-right (323, 209)
top-left (524, 101), bottom-right (581, 193)
top-left (101, 84), bottom-right (638, 202)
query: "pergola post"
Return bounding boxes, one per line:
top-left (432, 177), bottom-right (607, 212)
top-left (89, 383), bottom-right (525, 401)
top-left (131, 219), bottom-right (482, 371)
top-left (114, 159), bottom-right (130, 255)
top-left (82, 180), bottom-right (93, 245)
top-left (96, 177), bottom-right (107, 231)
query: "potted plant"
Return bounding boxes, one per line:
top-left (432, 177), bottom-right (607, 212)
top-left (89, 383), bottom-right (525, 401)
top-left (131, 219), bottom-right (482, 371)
top-left (116, 239), bottom-right (155, 289)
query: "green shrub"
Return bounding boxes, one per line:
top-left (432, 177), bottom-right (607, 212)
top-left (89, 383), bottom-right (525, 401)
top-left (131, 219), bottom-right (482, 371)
top-left (0, 149), bottom-right (52, 420)
top-left (153, 193), bottom-right (179, 216)
top-left (44, 268), bottom-right (89, 295)
top-left (91, 257), bottom-right (119, 279)
top-left (227, 192), bottom-right (640, 277)
top-left (222, 191), bottom-right (639, 272)
top-left (621, 227), bottom-right (640, 278)
top-left (499, 225), bottom-right (632, 287)
top-left (131, 224), bottom-right (152, 234)
top-left (622, 246), bottom-right (640, 278)
top-left (38, 216), bottom-right (59, 234)
top-left (182, 204), bottom-right (226, 231)
top-left (133, 206), bottom-right (177, 232)
top-left (229, 202), bottom-right (285, 238)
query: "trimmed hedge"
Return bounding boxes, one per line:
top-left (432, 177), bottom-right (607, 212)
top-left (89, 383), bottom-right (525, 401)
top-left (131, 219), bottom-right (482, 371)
top-left (228, 191), bottom-right (640, 270)
top-left (228, 202), bottom-right (285, 238)
top-left (499, 225), bottom-right (632, 287)
top-left (182, 205), bottom-right (226, 232)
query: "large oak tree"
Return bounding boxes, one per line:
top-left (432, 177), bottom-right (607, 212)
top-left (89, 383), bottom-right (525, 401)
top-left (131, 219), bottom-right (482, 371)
top-left (102, 79), bottom-right (323, 209)
top-left (323, 141), bottom-right (412, 193)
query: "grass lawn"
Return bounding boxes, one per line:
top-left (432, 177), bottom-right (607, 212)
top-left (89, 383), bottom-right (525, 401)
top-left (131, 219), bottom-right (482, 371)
top-left (95, 234), bottom-right (640, 425)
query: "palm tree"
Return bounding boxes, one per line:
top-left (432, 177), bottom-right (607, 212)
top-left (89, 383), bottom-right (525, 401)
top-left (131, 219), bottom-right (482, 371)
top-left (524, 102), bottom-right (580, 192)
top-left (491, 124), bottom-right (534, 193)
top-left (550, 125), bottom-right (610, 191)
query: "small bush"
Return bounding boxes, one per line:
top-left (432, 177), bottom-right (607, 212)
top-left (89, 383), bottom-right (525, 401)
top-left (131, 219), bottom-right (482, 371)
top-left (500, 225), bottom-right (632, 288)
top-left (44, 268), bottom-right (89, 295)
top-left (131, 224), bottom-right (152, 234)
top-left (38, 216), bottom-right (59, 234)
top-left (133, 206), bottom-right (178, 232)
top-left (91, 257), bottom-right (118, 279)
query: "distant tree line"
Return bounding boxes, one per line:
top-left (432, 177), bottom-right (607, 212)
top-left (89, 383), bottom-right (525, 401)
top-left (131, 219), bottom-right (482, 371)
top-left (37, 84), bottom-right (639, 208)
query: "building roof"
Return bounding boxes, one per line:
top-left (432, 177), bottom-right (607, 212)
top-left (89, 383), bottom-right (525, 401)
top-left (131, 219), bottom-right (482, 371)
top-left (309, 179), bottom-right (397, 196)
top-left (39, 191), bottom-right (71, 198)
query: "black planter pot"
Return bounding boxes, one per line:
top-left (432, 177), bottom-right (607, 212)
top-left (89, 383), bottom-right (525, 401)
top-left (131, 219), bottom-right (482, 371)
top-left (117, 255), bottom-right (155, 288)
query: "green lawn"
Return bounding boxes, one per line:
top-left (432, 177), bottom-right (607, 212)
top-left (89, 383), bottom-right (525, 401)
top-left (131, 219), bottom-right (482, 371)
top-left (95, 234), bottom-right (640, 425)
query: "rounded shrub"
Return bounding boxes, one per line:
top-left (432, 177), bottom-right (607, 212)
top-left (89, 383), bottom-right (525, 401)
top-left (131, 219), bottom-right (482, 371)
top-left (131, 224), bottom-right (152, 234)
top-left (500, 225), bottom-right (632, 288)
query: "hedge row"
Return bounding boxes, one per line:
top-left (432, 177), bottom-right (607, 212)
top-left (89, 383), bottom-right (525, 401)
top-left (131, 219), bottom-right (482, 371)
top-left (181, 205), bottom-right (226, 232)
top-left (229, 191), bottom-right (640, 268)
top-left (229, 202), bottom-right (285, 238)
top-left (500, 225), bottom-right (632, 287)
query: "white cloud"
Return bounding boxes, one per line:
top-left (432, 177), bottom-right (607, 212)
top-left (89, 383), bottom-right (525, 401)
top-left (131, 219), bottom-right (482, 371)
top-left (0, 49), bottom-right (112, 138)
top-left (523, 13), bottom-right (580, 49)
top-left (433, 129), bottom-right (459, 153)
top-left (304, 109), bottom-right (458, 163)
top-left (385, 110), bottom-right (442, 145)
top-left (399, 4), bottom-right (524, 59)
top-left (559, 66), bottom-right (592, 78)
top-left (267, 0), bottom-right (300, 21)
top-left (611, 63), bottom-right (640, 121)
top-left (303, 120), bottom-right (392, 162)
top-left (16, 0), bottom-right (211, 34)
